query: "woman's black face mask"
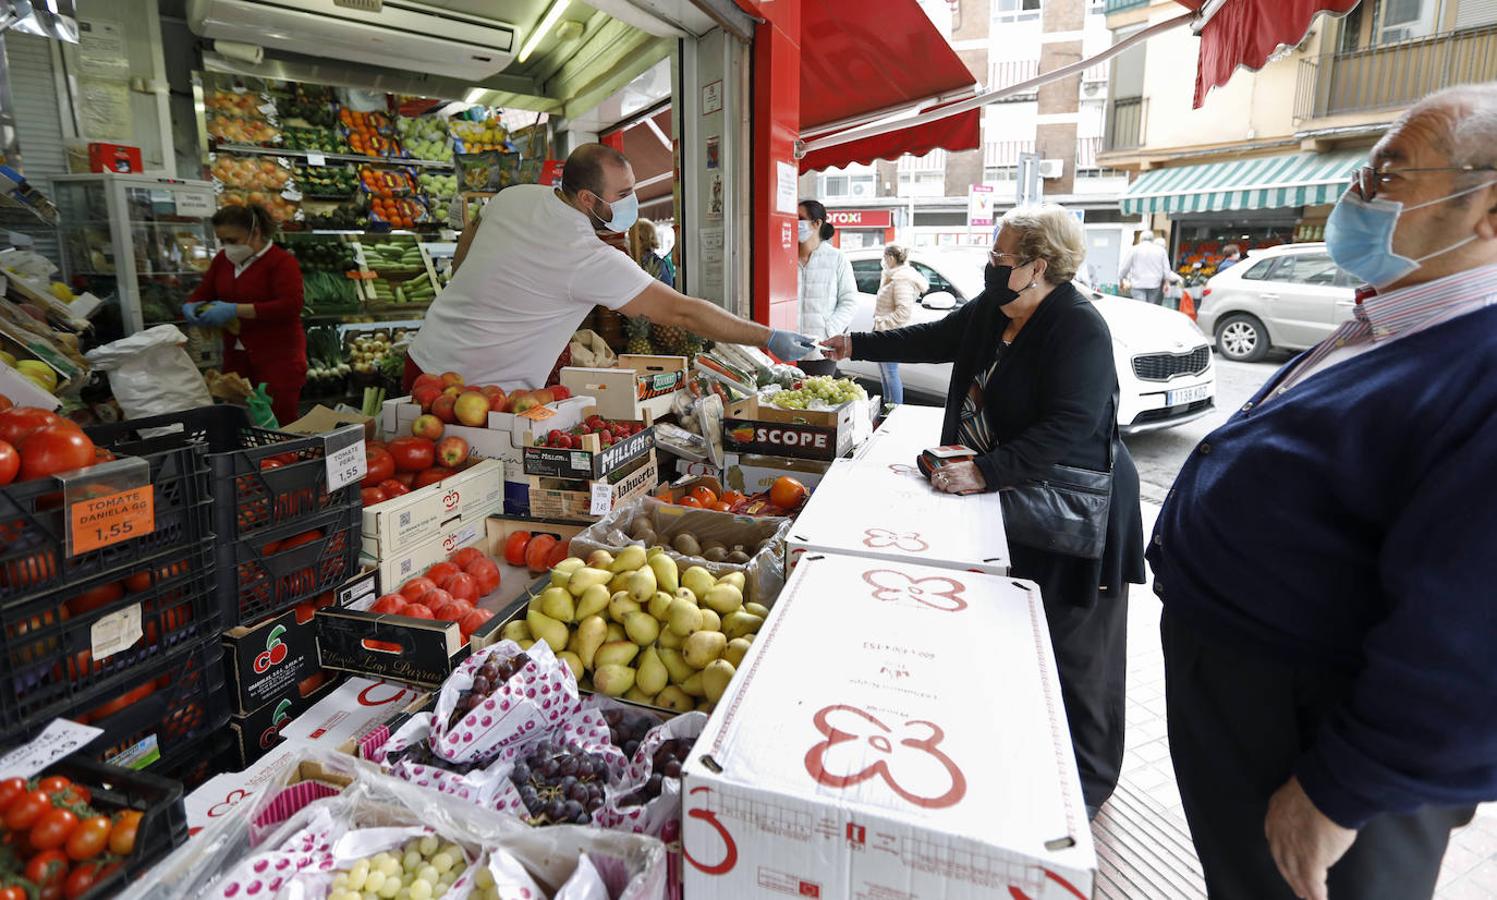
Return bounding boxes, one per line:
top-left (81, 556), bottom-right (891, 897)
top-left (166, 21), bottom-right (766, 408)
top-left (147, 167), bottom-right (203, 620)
top-left (985, 264), bottom-right (1021, 306)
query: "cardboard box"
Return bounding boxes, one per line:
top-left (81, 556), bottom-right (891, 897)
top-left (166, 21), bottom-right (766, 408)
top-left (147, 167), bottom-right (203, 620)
top-left (361, 499), bottom-right (502, 590)
top-left (282, 405), bottom-right (378, 442)
top-left (682, 553), bottom-right (1094, 899)
top-left (227, 673), bottom-right (341, 770)
top-left (723, 396), bottom-right (855, 461)
top-left (275, 675), bottom-right (426, 750)
top-left (222, 608), bottom-right (323, 715)
top-left (382, 395), bottom-right (591, 447)
top-left (721, 453), bottom-right (837, 496)
top-left (854, 403), bottom-right (947, 466)
top-left (88, 142), bottom-right (142, 173)
top-left (522, 416), bottom-right (655, 480)
top-left (361, 459), bottom-right (504, 558)
top-left (786, 460), bottom-right (1011, 575)
top-left (561, 354), bottom-right (687, 420)
top-left (528, 451), bottom-right (658, 523)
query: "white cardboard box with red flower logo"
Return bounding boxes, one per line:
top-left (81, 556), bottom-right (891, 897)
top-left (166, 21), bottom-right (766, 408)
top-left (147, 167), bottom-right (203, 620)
top-left (785, 458), bottom-right (1011, 575)
top-left (681, 552), bottom-right (1093, 899)
top-left (853, 403), bottom-right (947, 467)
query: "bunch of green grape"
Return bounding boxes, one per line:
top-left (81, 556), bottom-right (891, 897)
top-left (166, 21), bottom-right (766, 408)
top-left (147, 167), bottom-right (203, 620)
top-left (328, 835), bottom-right (468, 900)
top-left (769, 376), bottom-right (867, 409)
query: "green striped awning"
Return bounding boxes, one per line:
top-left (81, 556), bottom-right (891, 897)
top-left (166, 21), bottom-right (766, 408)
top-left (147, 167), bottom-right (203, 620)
top-left (1120, 149), bottom-right (1366, 216)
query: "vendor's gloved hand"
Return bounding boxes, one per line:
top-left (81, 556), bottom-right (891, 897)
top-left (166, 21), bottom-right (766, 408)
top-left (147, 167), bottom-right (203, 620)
top-left (196, 301), bottom-right (238, 327)
top-left (767, 329), bottom-right (819, 362)
top-left (181, 301), bottom-right (204, 324)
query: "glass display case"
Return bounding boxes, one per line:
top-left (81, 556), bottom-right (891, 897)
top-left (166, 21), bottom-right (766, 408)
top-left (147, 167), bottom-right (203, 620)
top-left (51, 174), bottom-right (218, 334)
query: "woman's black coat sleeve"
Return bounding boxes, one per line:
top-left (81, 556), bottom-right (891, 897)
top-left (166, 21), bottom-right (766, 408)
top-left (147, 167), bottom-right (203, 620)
top-left (848, 295), bottom-right (980, 364)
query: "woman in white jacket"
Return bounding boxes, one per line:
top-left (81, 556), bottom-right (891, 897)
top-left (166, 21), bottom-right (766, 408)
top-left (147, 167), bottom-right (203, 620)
top-left (872, 244), bottom-right (926, 405)
top-left (796, 200), bottom-right (859, 376)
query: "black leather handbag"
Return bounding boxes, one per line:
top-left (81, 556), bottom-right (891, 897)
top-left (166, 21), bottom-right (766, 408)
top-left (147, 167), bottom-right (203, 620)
top-left (997, 396), bottom-right (1117, 560)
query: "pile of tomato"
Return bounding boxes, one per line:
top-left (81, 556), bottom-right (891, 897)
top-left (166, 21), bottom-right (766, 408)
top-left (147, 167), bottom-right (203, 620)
top-left (656, 476), bottom-right (809, 516)
top-left (0, 403), bottom-right (107, 488)
top-left (0, 773), bottom-right (142, 899)
top-left (368, 546), bottom-right (501, 643)
top-left (501, 530), bottom-right (572, 575)
top-left (360, 435), bottom-right (472, 508)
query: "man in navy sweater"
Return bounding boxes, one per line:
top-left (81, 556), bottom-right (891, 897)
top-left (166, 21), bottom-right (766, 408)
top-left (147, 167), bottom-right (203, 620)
top-left (1151, 84), bottom-right (1497, 900)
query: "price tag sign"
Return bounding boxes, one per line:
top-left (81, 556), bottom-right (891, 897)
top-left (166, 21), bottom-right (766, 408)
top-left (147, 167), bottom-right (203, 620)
top-left (324, 423), bottom-right (367, 493)
top-left (306, 152), bottom-right (327, 167)
top-left (175, 192), bottom-right (216, 217)
top-left (91, 604), bottom-right (143, 663)
top-left (0, 720), bottom-right (104, 778)
top-left (257, 102), bottom-right (277, 117)
top-left (518, 405), bottom-right (556, 422)
top-left (61, 457), bottom-right (153, 557)
top-left (590, 482), bottom-right (613, 516)
top-left (281, 188), bottom-right (304, 202)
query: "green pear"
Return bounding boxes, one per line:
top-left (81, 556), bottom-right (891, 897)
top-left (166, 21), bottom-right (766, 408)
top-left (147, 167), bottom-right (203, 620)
top-left (624, 610), bottom-right (661, 646)
top-left (595, 640), bottom-right (639, 668)
top-left (668, 597), bottom-right (703, 637)
top-left (500, 620), bottom-right (531, 643)
top-left (558, 651), bottom-right (584, 680)
top-left (698, 608), bottom-right (722, 633)
top-left (609, 571), bottom-right (632, 595)
top-left (744, 602), bottom-right (770, 619)
top-left (605, 623), bottom-right (627, 643)
top-left (586, 549), bottom-right (615, 569)
top-left (658, 647), bottom-right (694, 684)
top-left (703, 659), bottom-right (735, 702)
top-left (575, 583), bottom-right (611, 621)
top-left (566, 567), bottom-right (612, 597)
top-left (696, 699), bottom-right (715, 713)
top-left (649, 553), bottom-right (679, 594)
top-left (636, 646), bottom-right (669, 695)
top-left (525, 609), bottom-right (569, 652)
top-left (657, 628), bottom-right (685, 650)
top-left (648, 590), bottom-right (674, 621)
top-left (674, 586), bottom-right (698, 606)
top-left (655, 686), bottom-right (694, 712)
top-left (683, 630), bottom-right (727, 669)
top-left (682, 566), bottom-right (715, 599)
top-left (628, 566), bottom-right (657, 604)
top-left (703, 583), bottom-right (743, 615)
top-left (549, 557), bottom-right (585, 586)
top-left (723, 637), bottom-right (751, 668)
top-left (539, 586), bottom-right (575, 622)
top-left (717, 571), bottom-right (746, 592)
top-left (574, 615), bottom-right (607, 670)
top-left (722, 610), bottom-right (765, 640)
top-left (681, 671), bottom-right (706, 698)
top-left (610, 545), bottom-right (647, 573)
top-left (517, 638), bottom-right (535, 650)
top-left (593, 664), bottom-right (635, 697)
top-left (609, 591), bottom-right (642, 622)
top-left (624, 686), bottom-right (656, 705)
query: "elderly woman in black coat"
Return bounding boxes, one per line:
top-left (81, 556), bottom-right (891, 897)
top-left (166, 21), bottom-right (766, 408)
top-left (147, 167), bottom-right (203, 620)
top-left (824, 204), bottom-right (1146, 817)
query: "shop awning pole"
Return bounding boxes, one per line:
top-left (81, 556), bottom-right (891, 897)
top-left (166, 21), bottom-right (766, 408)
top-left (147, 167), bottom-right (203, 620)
top-left (795, 9), bottom-right (1195, 160)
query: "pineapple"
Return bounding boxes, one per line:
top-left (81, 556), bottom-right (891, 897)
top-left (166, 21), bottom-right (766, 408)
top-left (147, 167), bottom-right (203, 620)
top-left (652, 321), bottom-right (690, 356)
top-left (625, 316), bottom-right (654, 355)
top-left (684, 333), bottom-right (706, 362)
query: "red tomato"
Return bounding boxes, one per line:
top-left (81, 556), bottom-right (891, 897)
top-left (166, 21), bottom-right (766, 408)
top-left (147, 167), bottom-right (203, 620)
top-left (399, 577), bottom-right (437, 601)
top-left (544, 539), bottom-right (571, 569)
top-left (524, 534), bottom-right (558, 574)
top-left (450, 547), bottom-right (485, 569)
top-left (412, 466), bottom-right (454, 488)
top-left (386, 437), bottom-right (435, 473)
top-left (0, 407), bottom-right (62, 446)
top-left (0, 776), bottom-right (27, 811)
top-left (459, 607), bottom-right (495, 637)
top-left (769, 476), bottom-right (809, 510)
top-left (393, 471), bottom-right (416, 488)
top-left (25, 849), bottom-right (69, 891)
top-left (440, 572), bottom-right (479, 603)
top-left (402, 603), bottom-right (434, 620)
top-left (18, 426), bottom-right (97, 481)
top-left (424, 561), bottom-right (461, 585)
top-left (0, 885), bottom-right (26, 900)
top-left (434, 600), bottom-right (471, 623)
top-left (689, 486), bottom-right (718, 507)
top-left (361, 486), bottom-right (388, 507)
top-left (719, 490), bottom-right (748, 507)
top-left (36, 775), bottom-right (71, 795)
top-left (678, 496), bottom-right (702, 508)
top-left (276, 529), bottom-right (323, 552)
top-left (66, 581), bottom-right (124, 616)
top-left (363, 446), bottom-right (395, 486)
top-left (5, 789), bottom-right (52, 830)
top-left (64, 816), bottom-right (110, 862)
top-left (107, 810), bottom-right (141, 856)
top-left (31, 808), bottom-right (79, 851)
top-left (0, 439), bottom-right (17, 485)
top-left (420, 588), bottom-right (454, 611)
top-left (371, 594), bottom-right (405, 614)
top-left (123, 569), bottom-right (152, 592)
top-left (464, 558), bottom-right (500, 594)
top-left (82, 682), bottom-right (155, 723)
top-left (503, 531), bottom-right (532, 567)
top-left (63, 860), bottom-right (104, 898)
top-left (710, 501), bottom-right (732, 511)
top-left (379, 479), bottom-right (410, 497)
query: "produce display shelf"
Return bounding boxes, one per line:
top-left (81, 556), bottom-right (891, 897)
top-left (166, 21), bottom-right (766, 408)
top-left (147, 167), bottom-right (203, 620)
top-left (214, 144), bottom-right (456, 170)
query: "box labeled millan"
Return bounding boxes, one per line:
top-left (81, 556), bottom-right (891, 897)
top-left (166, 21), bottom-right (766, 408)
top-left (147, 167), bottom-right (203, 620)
top-left (786, 459), bottom-right (1010, 575)
top-left (682, 553), bottom-right (1094, 899)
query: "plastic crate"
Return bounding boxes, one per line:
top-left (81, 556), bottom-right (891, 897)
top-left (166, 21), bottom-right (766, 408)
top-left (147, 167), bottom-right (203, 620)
top-left (152, 728), bottom-right (235, 793)
top-left (40, 754), bottom-right (187, 899)
top-left (81, 638), bottom-right (229, 771)
top-left (217, 502), bottom-right (360, 626)
top-left (86, 404), bottom-right (360, 544)
top-left (0, 429), bottom-right (210, 606)
top-left (0, 536), bottom-right (218, 734)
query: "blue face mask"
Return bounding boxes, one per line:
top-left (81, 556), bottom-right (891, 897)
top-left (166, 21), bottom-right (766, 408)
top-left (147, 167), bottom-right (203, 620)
top-left (1325, 179), bottom-right (1495, 287)
top-left (591, 191), bottom-right (639, 233)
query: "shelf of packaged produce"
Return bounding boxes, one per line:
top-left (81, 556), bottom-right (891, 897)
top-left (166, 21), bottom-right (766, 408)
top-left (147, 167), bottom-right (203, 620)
top-left (214, 145), bottom-right (455, 170)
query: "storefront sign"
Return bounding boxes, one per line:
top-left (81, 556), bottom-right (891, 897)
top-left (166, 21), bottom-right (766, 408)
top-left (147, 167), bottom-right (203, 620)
top-left (827, 210), bottom-right (892, 229)
top-left (967, 184), bottom-right (995, 228)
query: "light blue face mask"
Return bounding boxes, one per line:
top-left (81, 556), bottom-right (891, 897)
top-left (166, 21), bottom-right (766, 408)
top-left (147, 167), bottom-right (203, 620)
top-left (1325, 179), bottom-right (1496, 287)
top-left (797, 220), bottom-right (814, 243)
top-left (591, 191), bottom-right (639, 233)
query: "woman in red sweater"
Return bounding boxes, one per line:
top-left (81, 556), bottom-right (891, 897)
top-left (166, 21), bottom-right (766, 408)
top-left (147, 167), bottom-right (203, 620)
top-left (184, 204), bottom-right (307, 424)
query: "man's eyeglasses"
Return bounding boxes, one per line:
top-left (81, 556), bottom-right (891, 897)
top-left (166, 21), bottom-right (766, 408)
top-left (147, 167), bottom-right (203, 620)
top-left (1349, 164), bottom-right (1497, 201)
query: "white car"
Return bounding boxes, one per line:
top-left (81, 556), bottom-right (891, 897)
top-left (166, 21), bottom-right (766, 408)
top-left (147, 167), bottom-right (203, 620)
top-left (1194, 242), bottom-right (1357, 362)
top-left (839, 247), bottom-right (1217, 434)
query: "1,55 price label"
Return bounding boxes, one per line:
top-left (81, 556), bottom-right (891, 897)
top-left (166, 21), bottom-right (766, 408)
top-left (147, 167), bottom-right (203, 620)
top-left (324, 424), bottom-right (367, 493)
top-left (69, 486), bottom-right (155, 555)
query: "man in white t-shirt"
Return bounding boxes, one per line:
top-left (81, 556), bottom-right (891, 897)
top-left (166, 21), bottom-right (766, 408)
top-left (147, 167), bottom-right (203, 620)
top-left (408, 144), bottom-right (816, 389)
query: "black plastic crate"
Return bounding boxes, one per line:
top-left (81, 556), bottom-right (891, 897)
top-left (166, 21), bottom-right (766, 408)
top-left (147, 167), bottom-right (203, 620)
top-left (87, 404), bottom-right (360, 544)
top-left (79, 638), bottom-right (230, 771)
top-left (0, 429), bottom-right (210, 606)
top-left (152, 728), bottom-right (235, 794)
top-left (36, 754), bottom-right (187, 899)
top-left (216, 502), bottom-right (361, 626)
top-left (0, 536), bottom-right (218, 734)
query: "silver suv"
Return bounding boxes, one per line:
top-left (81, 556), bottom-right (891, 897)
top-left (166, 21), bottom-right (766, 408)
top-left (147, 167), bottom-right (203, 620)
top-left (1195, 243), bottom-right (1357, 362)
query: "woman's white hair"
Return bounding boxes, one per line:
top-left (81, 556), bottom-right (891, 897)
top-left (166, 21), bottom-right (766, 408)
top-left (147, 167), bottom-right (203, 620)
top-left (999, 203), bottom-right (1087, 283)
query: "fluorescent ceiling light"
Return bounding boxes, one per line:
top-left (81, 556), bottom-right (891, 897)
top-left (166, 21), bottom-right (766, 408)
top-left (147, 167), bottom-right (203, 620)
top-left (464, 87), bottom-right (489, 105)
top-left (518, 0), bottom-right (570, 64)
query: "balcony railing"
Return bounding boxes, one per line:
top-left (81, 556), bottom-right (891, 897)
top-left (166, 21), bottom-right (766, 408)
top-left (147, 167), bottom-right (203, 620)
top-left (1295, 25), bottom-right (1497, 120)
top-left (988, 58), bottom-right (1040, 97)
top-left (985, 139), bottom-right (1036, 168)
top-left (898, 149), bottom-right (948, 173)
top-left (1076, 136), bottom-right (1102, 169)
top-left (1104, 96), bottom-right (1145, 151)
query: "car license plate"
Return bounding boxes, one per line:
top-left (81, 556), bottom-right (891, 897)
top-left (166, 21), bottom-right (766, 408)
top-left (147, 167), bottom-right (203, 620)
top-left (1166, 383), bottom-right (1211, 406)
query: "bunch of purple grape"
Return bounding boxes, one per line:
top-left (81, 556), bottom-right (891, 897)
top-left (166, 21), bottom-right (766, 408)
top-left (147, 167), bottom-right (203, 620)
top-left (447, 652), bottom-right (531, 730)
top-left (510, 740), bottom-right (610, 826)
top-left (617, 737), bottom-right (695, 807)
top-left (603, 709), bottom-right (659, 760)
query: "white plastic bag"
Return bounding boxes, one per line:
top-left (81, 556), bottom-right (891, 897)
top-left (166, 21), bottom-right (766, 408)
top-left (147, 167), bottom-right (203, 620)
top-left (85, 324), bottom-right (213, 418)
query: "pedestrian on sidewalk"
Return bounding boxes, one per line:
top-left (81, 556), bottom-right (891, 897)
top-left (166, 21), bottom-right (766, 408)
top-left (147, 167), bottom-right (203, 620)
top-left (823, 204), bottom-right (1146, 817)
top-left (871, 243), bottom-right (926, 405)
top-left (795, 199), bottom-right (859, 377)
top-left (1149, 84), bottom-right (1497, 900)
top-left (1119, 230), bottom-right (1179, 305)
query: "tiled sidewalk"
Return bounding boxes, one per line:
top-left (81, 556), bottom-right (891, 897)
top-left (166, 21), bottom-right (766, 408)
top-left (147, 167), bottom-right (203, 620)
top-left (1094, 503), bottom-right (1497, 898)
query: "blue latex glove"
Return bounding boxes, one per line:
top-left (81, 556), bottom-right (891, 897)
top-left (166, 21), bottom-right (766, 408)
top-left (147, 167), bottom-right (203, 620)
top-left (767, 329), bottom-right (819, 362)
top-left (181, 301), bottom-right (204, 323)
top-left (197, 301), bottom-right (239, 327)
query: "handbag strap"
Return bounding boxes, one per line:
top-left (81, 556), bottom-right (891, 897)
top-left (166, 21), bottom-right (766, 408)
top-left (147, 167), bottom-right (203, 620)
top-left (1107, 387), bottom-right (1119, 472)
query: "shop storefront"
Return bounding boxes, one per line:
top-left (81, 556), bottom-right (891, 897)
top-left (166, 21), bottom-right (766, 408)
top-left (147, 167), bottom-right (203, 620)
top-left (825, 208), bottom-right (895, 249)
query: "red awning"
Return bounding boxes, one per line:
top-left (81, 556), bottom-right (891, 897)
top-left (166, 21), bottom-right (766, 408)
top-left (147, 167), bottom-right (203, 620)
top-left (798, 0), bottom-right (978, 172)
top-left (1184, 0), bottom-right (1360, 108)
